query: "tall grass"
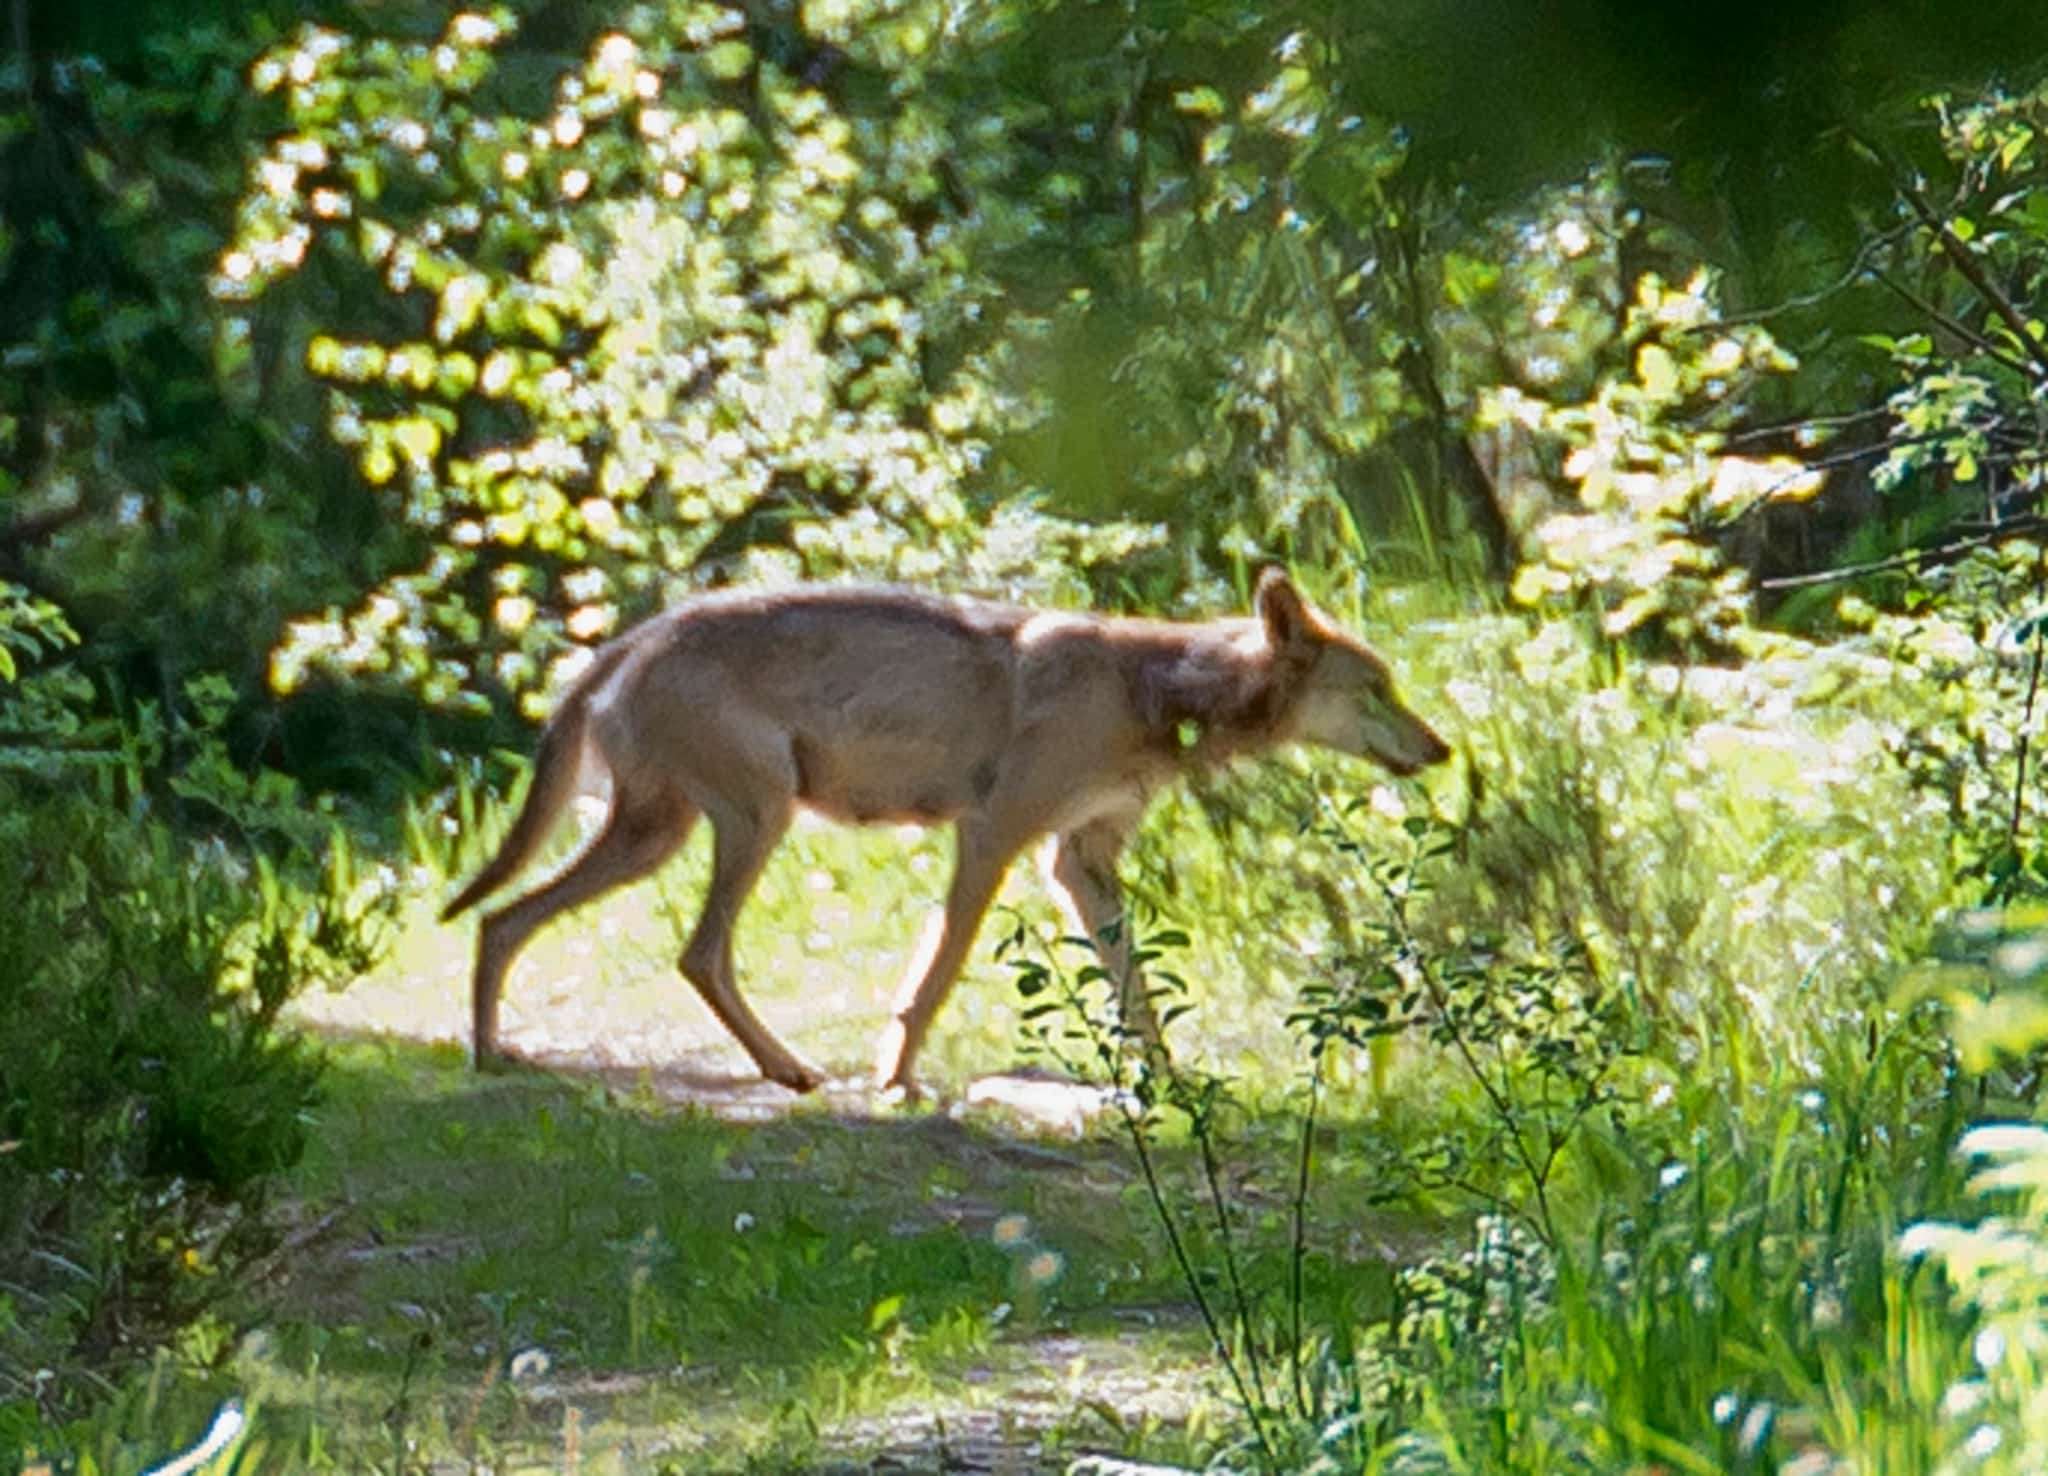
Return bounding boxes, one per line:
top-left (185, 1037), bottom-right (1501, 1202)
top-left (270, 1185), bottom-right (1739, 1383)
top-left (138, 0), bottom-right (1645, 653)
top-left (1010, 604), bottom-right (1990, 1470)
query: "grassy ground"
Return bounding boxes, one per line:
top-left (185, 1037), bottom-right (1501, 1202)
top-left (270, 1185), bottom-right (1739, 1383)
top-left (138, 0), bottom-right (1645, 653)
top-left (179, 800), bottom-right (1441, 1475)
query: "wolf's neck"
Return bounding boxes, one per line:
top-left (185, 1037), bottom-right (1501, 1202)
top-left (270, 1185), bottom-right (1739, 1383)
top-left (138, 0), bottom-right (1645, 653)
top-left (1132, 628), bottom-right (1304, 760)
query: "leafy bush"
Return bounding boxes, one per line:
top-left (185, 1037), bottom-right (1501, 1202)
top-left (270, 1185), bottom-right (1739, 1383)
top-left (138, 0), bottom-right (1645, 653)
top-left (1847, 545), bottom-right (2048, 906)
top-left (225, 6), bottom-right (1158, 719)
top-left (1498, 270), bottom-right (1822, 653)
top-left (0, 667), bottom-right (392, 1450)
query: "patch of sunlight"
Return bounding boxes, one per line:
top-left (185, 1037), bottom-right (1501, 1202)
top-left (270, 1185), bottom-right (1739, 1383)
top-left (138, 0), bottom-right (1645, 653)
top-left (291, 814), bottom-right (1059, 1090)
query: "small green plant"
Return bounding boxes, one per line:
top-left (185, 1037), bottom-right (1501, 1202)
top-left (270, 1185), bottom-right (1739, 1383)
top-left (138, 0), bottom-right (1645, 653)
top-left (1293, 798), bottom-right (1632, 1244)
top-left (1851, 544), bottom-right (2048, 908)
top-left (1901, 1119), bottom-right (2048, 1476)
top-left (1900, 901), bottom-right (2048, 1474)
top-left (1000, 910), bottom-right (1299, 1470)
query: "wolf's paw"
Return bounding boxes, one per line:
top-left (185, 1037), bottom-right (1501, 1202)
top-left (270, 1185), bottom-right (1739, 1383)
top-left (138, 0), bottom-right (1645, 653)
top-left (770, 1060), bottom-right (828, 1094)
top-left (874, 1074), bottom-right (927, 1109)
top-left (473, 1042), bottom-right (541, 1075)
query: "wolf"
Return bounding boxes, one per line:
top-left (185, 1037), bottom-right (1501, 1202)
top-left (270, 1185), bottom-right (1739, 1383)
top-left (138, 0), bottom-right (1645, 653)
top-left (441, 567), bottom-right (1452, 1096)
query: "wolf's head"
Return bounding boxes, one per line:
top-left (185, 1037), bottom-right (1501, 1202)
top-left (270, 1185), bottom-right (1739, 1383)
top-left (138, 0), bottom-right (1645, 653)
top-left (1257, 568), bottom-right (1452, 777)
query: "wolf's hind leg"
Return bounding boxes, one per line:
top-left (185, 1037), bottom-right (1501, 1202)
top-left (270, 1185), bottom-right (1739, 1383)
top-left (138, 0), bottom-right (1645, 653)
top-left (678, 798), bottom-right (823, 1093)
top-left (473, 785), bottom-right (696, 1068)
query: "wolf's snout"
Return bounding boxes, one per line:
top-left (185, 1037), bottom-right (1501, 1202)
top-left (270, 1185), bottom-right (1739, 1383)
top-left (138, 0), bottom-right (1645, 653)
top-left (1382, 720), bottom-right (1452, 776)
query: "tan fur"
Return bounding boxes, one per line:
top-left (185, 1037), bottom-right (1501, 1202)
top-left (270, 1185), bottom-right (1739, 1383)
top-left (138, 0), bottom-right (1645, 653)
top-left (442, 567), bottom-right (1452, 1096)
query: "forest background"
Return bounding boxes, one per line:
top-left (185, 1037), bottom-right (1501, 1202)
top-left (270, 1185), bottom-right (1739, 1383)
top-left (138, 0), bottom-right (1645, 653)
top-left (8, 0), bottom-right (2048, 1470)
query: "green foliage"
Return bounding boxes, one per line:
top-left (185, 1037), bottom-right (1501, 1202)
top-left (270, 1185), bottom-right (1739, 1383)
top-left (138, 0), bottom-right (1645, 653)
top-left (0, 670), bottom-right (393, 1447)
top-left (0, 581), bottom-right (90, 762)
top-left (0, 583), bottom-right (75, 686)
top-left (1503, 271), bottom-right (1823, 651)
top-left (939, 9), bottom-right (1425, 566)
top-left (1332, 1031), bottom-right (1962, 1474)
top-left (990, 587), bottom-right (1982, 1469)
top-left (1864, 85), bottom-right (2048, 507)
top-left (1292, 806), bottom-right (1626, 1243)
top-left (1897, 897), bottom-right (2048, 1476)
top-left (1902, 1121), bottom-right (2048, 1476)
top-left (12, 0), bottom-right (2048, 1469)
top-left (0, 27), bottom-right (393, 711)
top-left (230, 6), bottom-right (1157, 716)
top-left (1848, 544), bottom-right (2048, 904)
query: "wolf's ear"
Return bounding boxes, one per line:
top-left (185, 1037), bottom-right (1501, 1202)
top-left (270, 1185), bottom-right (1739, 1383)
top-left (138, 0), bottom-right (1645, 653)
top-left (1255, 566), bottom-right (1310, 647)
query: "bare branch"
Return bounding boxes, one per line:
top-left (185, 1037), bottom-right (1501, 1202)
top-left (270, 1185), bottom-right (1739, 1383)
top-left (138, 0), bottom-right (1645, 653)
top-left (1682, 219), bottom-right (1918, 335)
top-left (1721, 406), bottom-right (1892, 448)
top-left (1757, 517), bottom-right (2048, 591)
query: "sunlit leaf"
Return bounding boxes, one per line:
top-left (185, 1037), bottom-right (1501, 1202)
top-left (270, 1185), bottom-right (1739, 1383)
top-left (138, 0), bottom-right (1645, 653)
top-left (868, 1293), bottom-right (904, 1331)
top-left (1635, 343), bottom-right (1679, 400)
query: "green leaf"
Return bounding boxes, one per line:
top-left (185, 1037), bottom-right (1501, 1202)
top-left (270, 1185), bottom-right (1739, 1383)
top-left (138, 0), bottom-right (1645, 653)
top-left (705, 41), bottom-right (753, 80)
top-left (361, 439), bottom-right (397, 485)
top-left (868, 1294), bottom-right (904, 1332)
top-left (1636, 343), bottom-right (1679, 400)
top-left (1999, 124), bottom-right (2035, 172)
top-left (1442, 251), bottom-right (1501, 306)
top-left (392, 418), bottom-right (442, 463)
top-left (523, 302), bottom-right (562, 347)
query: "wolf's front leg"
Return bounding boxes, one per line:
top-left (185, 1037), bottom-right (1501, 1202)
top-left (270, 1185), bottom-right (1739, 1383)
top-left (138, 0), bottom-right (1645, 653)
top-left (874, 822), bottom-right (1015, 1099)
top-left (1040, 818), bottom-right (1161, 1052)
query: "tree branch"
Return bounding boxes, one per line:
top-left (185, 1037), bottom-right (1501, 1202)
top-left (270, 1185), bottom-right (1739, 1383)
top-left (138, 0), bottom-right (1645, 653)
top-left (1901, 178), bottom-right (2048, 381)
top-left (1872, 269), bottom-right (2036, 381)
top-left (1681, 219), bottom-right (1918, 335)
top-left (1757, 517), bottom-right (2048, 590)
top-left (0, 500), bottom-right (91, 556)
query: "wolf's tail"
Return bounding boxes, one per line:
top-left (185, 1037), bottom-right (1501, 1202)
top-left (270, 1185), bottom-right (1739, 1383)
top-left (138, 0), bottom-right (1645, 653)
top-left (440, 641), bottom-right (633, 922)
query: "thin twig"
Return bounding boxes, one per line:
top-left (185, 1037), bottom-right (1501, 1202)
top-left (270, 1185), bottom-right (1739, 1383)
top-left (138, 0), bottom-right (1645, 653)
top-left (1797, 432), bottom-right (1951, 473)
top-left (1679, 219), bottom-right (1917, 333)
top-left (1870, 270), bottom-right (2037, 381)
top-left (1901, 179), bottom-right (2048, 381)
top-left (1757, 519), bottom-right (2048, 591)
top-left (2012, 545), bottom-right (2048, 845)
top-left (1381, 886), bottom-right (1556, 1243)
top-left (1288, 1045), bottom-right (1326, 1421)
top-left (0, 500), bottom-right (91, 556)
top-left (1113, 1091), bottom-right (1279, 1471)
top-left (1192, 1107), bottom-right (1273, 1422)
top-left (10, 0), bottom-right (29, 99)
top-left (1027, 934), bottom-right (1280, 1472)
top-left (1719, 406), bottom-right (1893, 447)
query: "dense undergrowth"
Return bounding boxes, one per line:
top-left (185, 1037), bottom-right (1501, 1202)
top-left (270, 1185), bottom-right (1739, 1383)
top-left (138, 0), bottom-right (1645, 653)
top-left (0, 644), bottom-right (394, 1460)
top-left (992, 582), bottom-right (2006, 1473)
